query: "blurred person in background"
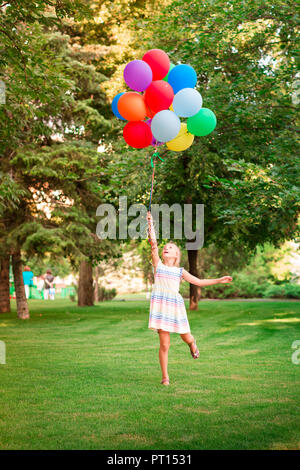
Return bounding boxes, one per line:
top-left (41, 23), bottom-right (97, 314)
top-left (36, 276), bottom-right (45, 299)
top-left (22, 266), bottom-right (34, 299)
top-left (44, 269), bottom-right (55, 300)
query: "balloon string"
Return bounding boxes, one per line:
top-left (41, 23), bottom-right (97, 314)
top-left (148, 155), bottom-right (156, 212)
top-left (148, 145), bottom-right (164, 212)
top-left (151, 151), bottom-right (164, 167)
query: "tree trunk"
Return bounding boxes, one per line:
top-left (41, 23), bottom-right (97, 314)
top-left (188, 249), bottom-right (201, 310)
top-left (78, 260), bottom-right (94, 307)
top-left (94, 265), bottom-right (99, 302)
top-left (12, 251), bottom-right (29, 319)
top-left (0, 255), bottom-right (11, 313)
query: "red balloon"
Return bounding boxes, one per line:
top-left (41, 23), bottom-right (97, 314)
top-left (143, 49), bottom-right (170, 80)
top-left (144, 80), bottom-right (174, 114)
top-left (123, 121), bottom-right (152, 149)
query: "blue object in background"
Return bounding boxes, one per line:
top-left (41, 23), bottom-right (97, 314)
top-left (111, 92), bottom-right (126, 120)
top-left (22, 271), bottom-right (34, 286)
top-left (167, 64), bottom-right (197, 94)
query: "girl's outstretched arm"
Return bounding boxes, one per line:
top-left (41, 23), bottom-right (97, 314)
top-left (147, 211), bottom-right (160, 268)
top-left (182, 269), bottom-right (233, 287)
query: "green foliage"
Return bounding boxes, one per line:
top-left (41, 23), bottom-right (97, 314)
top-left (263, 283), bottom-right (300, 299)
top-left (1, 0), bottom-right (299, 306)
top-left (0, 2), bottom-right (118, 273)
top-left (128, 0), bottom-right (300, 253)
top-left (97, 285), bottom-right (117, 301)
top-left (24, 255), bottom-right (73, 278)
top-left (180, 271), bottom-right (300, 299)
top-left (200, 271), bottom-right (271, 299)
top-left (0, 172), bottom-right (27, 215)
top-left (179, 240), bottom-right (300, 299)
top-left (199, 240), bottom-right (298, 283)
top-left (136, 239), bottom-right (154, 285)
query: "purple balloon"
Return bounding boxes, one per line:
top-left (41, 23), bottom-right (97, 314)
top-left (146, 119), bottom-right (164, 147)
top-left (124, 60), bottom-right (153, 92)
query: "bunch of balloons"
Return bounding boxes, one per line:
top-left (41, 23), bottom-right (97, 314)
top-left (111, 49), bottom-right (217, 151)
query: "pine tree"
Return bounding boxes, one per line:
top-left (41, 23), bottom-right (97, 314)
top-left (0, 2), bottom-right (117, 315)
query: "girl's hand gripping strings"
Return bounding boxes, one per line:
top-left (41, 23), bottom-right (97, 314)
top-left (147, 211), bottom-right (160, 269)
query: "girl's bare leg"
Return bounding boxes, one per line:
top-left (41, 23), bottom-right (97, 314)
top-left (180, 332), bottom-right (197, 354)
top-left (158, 330), bottom-right (170, 383)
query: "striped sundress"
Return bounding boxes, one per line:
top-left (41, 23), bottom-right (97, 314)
top-left (148, 259), bottom-right (191, 334)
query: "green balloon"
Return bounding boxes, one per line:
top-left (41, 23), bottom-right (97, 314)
top-left (163, 63), bottom-right (175, 82)
top-left (187, 108), bottom-right (217, 136)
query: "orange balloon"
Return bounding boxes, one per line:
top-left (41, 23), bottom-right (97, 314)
top-left (117, 92), bottom-right (147, 121)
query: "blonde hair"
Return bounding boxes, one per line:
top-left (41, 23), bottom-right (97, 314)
top-left (163, 241), bottom-right (181, 267)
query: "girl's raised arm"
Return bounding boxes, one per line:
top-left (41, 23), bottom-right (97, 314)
top-left (147, 211), bottom-right (160, 269)
top-left (182, 269), bottom-right (232, 287)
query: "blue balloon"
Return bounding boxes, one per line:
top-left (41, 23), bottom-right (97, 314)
top-left (173, 88), bottom-right (202, 117)
top-left (151, 110), bottom-right (181, 143)
top-left (111, 93), bottom-right (126, 120)
top-left (168, 65), bottom-right (197, 94)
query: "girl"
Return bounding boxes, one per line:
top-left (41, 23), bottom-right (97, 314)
top-left (147, 211), bottom-right (233, 386)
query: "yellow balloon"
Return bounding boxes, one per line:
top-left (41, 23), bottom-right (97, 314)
top-left (166, 123), bottom-right (194, 151)
top-left (169, 103), bottom-right (174, 112)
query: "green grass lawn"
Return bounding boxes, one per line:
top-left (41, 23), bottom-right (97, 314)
top-left (0, 299), bottom-right (299, 450)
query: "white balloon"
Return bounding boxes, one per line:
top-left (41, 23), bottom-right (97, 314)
top-left (173, 88), bottom-right (202, 117)
top-left (151, 110), bottom-right (181, 143)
